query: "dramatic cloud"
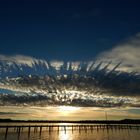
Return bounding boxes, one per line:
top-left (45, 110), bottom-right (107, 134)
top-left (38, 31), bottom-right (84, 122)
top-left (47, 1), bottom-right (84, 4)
top-left (0, 54), bottom-right (48, 68)
top-left (0, 34), bottom-right (140, 108)
top-left (97, 33), bottom-right (140, 72)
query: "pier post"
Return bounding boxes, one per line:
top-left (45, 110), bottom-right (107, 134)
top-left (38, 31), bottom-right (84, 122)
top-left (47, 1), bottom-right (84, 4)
top-left (5, 127), bottom-right (8, 140)
top-left (28, 126), bottom-right (31, 138)
top-left (64, 126), bottom-right (66, 134)
top-left (57, 126), bottom-right (59, 134)
top-left (79, 126), bottom-right (81, 133)
top-left (85, 126), bottom-right (87, 133)
top-left (49, 126), bottom-right (51, 134)
top-left (72, 126), bottom-right (73, 133)
top-left (18, 127), bottom-right (21, 139)
top-left (97, 125), bottom-right (99, 132)
top-left (33, 126), bottom-right (37, 133)
top-left (40, 126), bottom-right (42, 135)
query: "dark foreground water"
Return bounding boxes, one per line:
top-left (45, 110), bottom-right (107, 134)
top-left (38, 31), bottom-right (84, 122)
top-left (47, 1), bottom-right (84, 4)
top-left (0, 124), bottom-right (140, 140)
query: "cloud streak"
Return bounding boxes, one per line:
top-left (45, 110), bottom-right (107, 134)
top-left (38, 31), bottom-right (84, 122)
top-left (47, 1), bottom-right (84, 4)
top-left (0, 54), bottom-right (48, 68)
top-left (97, 33), bottom-right (140, 72)
top-left (0, 33), bottom-right (140, 108)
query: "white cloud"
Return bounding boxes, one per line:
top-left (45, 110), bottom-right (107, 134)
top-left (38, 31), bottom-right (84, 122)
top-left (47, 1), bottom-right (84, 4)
top-left (0, 54), bottom-right (37, 67)
top-left (1, 33), bottom-right (140, 73)
top-left (97, 33), bottom-right (140, 72)
top-left (0, 54), bottom-right (49, 68)
top-left (50, 60), bottom-right (64, 70)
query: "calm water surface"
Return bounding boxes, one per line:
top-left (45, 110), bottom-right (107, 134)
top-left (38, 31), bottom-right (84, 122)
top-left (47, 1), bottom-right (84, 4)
top-left (0, 123), bottom-right (140, 140)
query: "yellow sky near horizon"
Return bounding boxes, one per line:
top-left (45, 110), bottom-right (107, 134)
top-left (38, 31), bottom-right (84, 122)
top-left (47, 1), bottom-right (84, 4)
top-left (0, 106), bottom-right (140, 120)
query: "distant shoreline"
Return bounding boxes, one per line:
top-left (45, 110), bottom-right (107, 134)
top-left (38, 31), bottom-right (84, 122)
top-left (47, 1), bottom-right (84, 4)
top-left (0, 119), bottom-right (140, 124)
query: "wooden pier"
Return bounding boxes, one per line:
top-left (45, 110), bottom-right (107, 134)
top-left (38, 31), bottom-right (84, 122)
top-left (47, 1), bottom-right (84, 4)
top-left (0, 124), bottom-right (140, 140)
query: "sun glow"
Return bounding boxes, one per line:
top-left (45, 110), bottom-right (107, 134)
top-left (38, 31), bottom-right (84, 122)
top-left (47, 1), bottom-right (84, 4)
top-left (58, 106), bottom-right (80, 115)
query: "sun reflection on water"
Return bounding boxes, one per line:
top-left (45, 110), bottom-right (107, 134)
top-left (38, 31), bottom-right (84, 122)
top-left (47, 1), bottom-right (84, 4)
top-left (58, 126), bottom-right (72, 140)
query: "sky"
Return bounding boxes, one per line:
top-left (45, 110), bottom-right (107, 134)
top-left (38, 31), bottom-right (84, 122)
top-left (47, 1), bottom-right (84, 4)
top-left (0, 0), bottom-right (140, 120)
top-left (0, 106), bottom-right (140, 120)
top-left (0, 0), bottom-right (140, 61)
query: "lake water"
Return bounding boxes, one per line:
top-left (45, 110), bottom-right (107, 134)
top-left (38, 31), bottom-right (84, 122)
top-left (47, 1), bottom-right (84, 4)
top-left (0, 123), bottom-right (140, 140)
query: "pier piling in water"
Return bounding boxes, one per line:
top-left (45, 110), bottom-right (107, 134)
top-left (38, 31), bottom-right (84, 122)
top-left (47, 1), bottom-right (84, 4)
top-left (1, 124), bottom-right (140, 139)
top-left (40, 126), bottom-right (42, 135)
top-left (28, 126), bottom-right (31, 138)
top-left (5, 127), bottom-right (8, 140)
top-left (17, 127), bottom-right (21, 140)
